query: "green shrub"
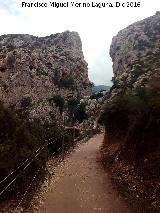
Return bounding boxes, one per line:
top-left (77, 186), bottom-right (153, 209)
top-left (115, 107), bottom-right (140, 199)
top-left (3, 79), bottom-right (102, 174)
top-left (20, 96), bottom-right (32, 109)
top-left (54, 77), bottom-right (74, 89)
top-left (74, 103), bottom-right (88, 123)
top-left (90, 92), bottom-right (103, 100)
top-left (6, 52), bottom-right (16, 68)
top-left (98, 95), bottom-right (129, 135)
top-left (49, 95), bottom-right (65, 114)
top-left (0, 102), bottom-right (74, 201)
top-left (132, 69), bottom-right (144, 79)
top-left (99, 78), bottom-right (160, 163)
top-left (67, 98), bottom-right (79, 108)
top-left (67, 98), bottom-right (80, 124)
top-left (0, 104), bottom-right (46, 183)
top-left (43, 123), bottom-right (67, 155)
top-left (100, 78), bottom-right (160, 125)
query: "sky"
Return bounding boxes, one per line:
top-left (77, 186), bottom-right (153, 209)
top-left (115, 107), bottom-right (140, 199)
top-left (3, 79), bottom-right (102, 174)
top-left (0, 0), bottom-right (160, 85)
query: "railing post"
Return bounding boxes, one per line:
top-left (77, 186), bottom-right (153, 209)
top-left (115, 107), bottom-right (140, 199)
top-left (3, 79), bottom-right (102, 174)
top-left (62, 112), bottom-right (65, 160)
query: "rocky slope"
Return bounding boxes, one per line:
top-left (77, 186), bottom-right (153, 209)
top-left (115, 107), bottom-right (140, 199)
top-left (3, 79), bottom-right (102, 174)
top-left (0, 31), bottom-right (91, 122)
top-left (100, 12), bottom-right (160, 211)
top-left (79, 91), bottom-right (107, 129)
top-left (110, 11), bottom-right (160, 97)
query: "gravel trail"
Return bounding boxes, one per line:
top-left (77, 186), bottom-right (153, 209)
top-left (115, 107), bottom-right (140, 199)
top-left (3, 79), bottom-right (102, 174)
top-left (40, 134), bottom-right (131, 213)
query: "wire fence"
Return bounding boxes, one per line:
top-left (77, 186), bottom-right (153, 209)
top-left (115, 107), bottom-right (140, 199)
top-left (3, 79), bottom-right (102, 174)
top-left (0, 125), bottom-right (82, 212)
top-left (0, 142), bottom-right (46, 185)
top-left (0, 138), bottom-right (66, 213)
top-left (0, 139), bottom-right (61, 197)
top-left (14, 168), bottom-right (41, 213)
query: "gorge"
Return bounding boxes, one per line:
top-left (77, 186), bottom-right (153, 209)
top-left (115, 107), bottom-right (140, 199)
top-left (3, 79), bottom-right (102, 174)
top-left (0, 11), bottom-right (160, 212)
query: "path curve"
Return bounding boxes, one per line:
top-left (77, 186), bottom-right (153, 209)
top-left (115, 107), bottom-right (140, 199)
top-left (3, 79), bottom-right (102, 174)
top-left (40, 134), bottom-right (130, 213)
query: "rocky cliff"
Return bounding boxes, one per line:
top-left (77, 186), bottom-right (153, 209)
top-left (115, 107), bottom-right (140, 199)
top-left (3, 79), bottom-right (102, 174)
top-left (110, 11), bottom-right (160, 98)
top-left (100, 12), bottom-right (160, 211)
top-left (0, 31), bottom-right (91, 122)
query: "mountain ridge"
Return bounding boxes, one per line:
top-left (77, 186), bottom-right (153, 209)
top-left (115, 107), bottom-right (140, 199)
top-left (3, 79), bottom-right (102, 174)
top-left (92, 85), bottom-right (110, 93)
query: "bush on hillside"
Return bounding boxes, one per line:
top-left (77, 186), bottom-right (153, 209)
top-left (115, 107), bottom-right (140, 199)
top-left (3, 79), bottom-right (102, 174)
top-left (0, 102), bottom-right (74, 200)
top-left (0, 104), bottom-right (46, 179)
top-left (20, 96), bottom-right (32, 109)
top-left (74, 103), bottom-right (88, 123)
top-left (99, 78), bottom-right (160, 163)
top-left (49, 95), bottom-right (65, 114)
top-left (67, 98), bottom-right (79, 117)
top-left (90, 92), bottom-right (103, 100)
top-left (54, 77), bottom-right (74, 89)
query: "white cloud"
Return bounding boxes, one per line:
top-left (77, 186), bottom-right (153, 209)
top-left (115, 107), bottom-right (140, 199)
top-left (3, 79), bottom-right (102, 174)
top-left (0, 0), bottom-right (160, 85)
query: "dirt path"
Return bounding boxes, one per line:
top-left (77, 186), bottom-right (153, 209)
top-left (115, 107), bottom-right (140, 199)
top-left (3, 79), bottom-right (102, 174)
top-left (40, 134), bottom-right (130, 213)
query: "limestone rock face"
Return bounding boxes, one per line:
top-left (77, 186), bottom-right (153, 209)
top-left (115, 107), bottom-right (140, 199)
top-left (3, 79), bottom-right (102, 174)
top-left (109, 12), bottom-right (160, 97)
top-left (79, 90), bottom-right (107, 131)
top-left (0, 31), bottom-right (91, 122)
